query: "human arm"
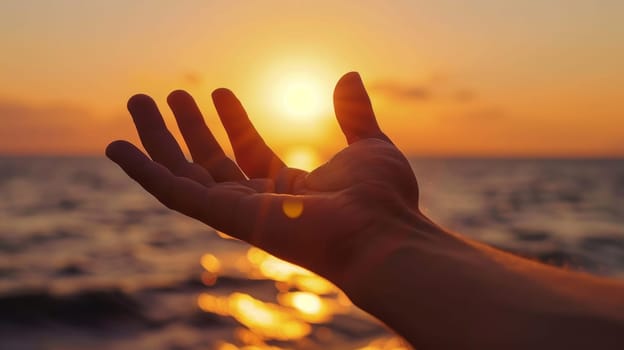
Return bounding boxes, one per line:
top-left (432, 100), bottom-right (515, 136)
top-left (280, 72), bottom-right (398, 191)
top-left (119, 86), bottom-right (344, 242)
top-left (345, 224), bottom-right (624, 349)
top-left (106, 72), bottom-right (624, 349)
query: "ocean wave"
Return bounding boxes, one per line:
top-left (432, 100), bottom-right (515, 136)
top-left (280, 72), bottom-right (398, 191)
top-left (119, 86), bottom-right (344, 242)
top-left (0, 289), bottom-right (146, 326)
top-left (0, 275), bottom-right (280, 328)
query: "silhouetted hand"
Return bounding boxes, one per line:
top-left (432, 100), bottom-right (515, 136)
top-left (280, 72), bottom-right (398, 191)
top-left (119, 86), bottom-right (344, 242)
top-left (107, 72), bottom-right (624, 349)
top-left (106, 72), bottom-right (429, 288)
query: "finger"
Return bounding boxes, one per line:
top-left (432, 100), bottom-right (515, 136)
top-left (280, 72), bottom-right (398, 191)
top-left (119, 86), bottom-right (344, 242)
top-left (333, 72), bottom-right (392, 144)
top-left (127, 94), bottom-right (186, 168)
top-left (106, 141), bottom-right (316, 247)
top-left (107, 140), bottom-right (342, 271)
top-left (127, 94), bottom-right (213, 184)
top-left (106, 140), bottom-right (241, 230)
top-left (212, 88), bottom-right (286, 178)
top-left (167, 90), bottom-right (246, 182)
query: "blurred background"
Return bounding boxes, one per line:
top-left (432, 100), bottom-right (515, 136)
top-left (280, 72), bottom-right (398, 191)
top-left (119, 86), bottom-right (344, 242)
top-left (0, 1), bottom-right (623, 349)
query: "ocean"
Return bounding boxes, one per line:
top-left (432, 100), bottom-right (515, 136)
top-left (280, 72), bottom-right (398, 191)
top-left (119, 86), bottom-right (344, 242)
top-left (1, 157), bottom-right (623, 349)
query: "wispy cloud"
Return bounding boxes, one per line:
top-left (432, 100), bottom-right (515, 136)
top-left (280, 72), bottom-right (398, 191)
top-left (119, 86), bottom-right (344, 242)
top-left (369, 79), bottom-right (477, 104)
top-left (443, 106), bottom-right (506, 121)
top-left (368, 81), bottom-right (432, 101)
top-left (453, 89), bottom-right (476, 103)
top-left (182, 71), bottom-right (203, 87)
top-left (0, 98), bottom-right (131, 154)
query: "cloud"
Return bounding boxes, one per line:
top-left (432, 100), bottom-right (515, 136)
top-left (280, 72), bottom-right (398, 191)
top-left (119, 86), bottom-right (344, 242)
top-left (0, 99), bottom-right (87, 131)
top-left (369, 80), bottom-right (477, 104)
top-left (182, 71), bottom-right (203, 86)
top-left (453, 89), bottom-right (476, 102)
top-left (368, 81), bottom-right (432, 101)
top-left (444, 106), bottom-right (506, 121)
top-left (0, 98), bottom-right (131, 154)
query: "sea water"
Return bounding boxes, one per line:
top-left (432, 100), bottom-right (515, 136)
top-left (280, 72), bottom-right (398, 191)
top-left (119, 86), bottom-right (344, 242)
top-left (0, 157), bottom-right (622, 349)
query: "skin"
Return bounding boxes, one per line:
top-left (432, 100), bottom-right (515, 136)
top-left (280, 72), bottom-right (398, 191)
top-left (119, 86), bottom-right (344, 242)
top-left (107, 72), bottom-right (624, 349)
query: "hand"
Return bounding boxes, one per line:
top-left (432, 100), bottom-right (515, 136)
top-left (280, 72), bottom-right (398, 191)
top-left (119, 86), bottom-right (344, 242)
top-left (107, 72), bottom-right (624, 349)
top-left (106, 72), bottom-right (434, 290)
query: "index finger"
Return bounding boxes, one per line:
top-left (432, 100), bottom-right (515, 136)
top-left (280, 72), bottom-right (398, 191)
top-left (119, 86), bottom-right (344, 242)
top-left (127, 94), bottom-right (190, 173)
top-left (212, 88), bottom-right (287, 178)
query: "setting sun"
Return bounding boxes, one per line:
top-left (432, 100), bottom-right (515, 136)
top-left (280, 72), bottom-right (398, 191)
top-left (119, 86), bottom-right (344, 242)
top-left (284, 146), bottom-right (322, 171)
top-left (271, 73), bottom-right (331, 123)
top-left (2, 2), bottom-right (624, 350)
top-left (280, 81), bottom-right (322, 120)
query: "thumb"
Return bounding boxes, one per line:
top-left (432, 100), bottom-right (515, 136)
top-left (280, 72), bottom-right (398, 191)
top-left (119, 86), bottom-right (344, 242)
top-left (333, 72), bottom-right (391, 144)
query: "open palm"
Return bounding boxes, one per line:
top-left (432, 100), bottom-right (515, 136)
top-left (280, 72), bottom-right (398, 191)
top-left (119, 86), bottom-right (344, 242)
top-left (106, 72), bottom-right (423, 286)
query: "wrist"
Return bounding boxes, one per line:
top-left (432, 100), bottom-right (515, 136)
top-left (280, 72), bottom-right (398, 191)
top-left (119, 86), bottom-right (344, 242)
top-left (337, 212), bottom-right (470, 305)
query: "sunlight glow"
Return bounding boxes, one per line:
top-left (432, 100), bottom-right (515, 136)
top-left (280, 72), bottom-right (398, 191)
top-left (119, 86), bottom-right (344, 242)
top-left (284, 146), bottom-right (321, 171)
top-left (273, 74), bottom-right (328, 122)
top-left (198, 247), bottom-right (355, 343)
top-left (200, 253), bottom-right (221, 273)
top-left (245, 247), bottom-right (339, 294)
top-left (356, 336), bottom-right (412, 350)
top-left (293, 275), bottom-right (337, 295)
top-left (283, 82), bottom-right (322, 119)
top-left (282, 198), bottom-right (304, 219)
top-left (249, 248), bottom-right (309, 282)
top-left (197, 292), bottom-right (311, 341)
top-left (216, 231), bottom-right (238, 240)
top-left (290, 292), bottom-right (322, 314)
top-left (277, 292), bottom-right (333, 323)
top-left (216, 343), bottom-right (238, 350)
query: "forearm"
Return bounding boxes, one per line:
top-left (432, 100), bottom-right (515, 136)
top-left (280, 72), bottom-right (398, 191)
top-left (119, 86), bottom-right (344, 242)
top-left (341, 223), bottom-right (624, 349)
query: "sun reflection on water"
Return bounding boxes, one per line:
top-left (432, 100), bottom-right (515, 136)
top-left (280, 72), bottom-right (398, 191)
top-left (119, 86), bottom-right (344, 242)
top-left (198, 246), bottom-right (408, 348)
top-left (355, 336), bottom-right (412, 350)
top-left (216, 231), bottom-right (239, 240)
top-left (277, 291), bottom-right (335, 323)
top-left (200, 253), bottom-right (221, 273)
top-left (198, 292), bottom-right (310, 340)
top-left (248, 247), bottom-right (311, 282)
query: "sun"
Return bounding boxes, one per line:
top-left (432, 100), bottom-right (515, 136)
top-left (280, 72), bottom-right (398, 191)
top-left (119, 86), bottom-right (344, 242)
top-left (284, 146), bottom-right (321, 171)
top-left (282, 82), bottom-right (321, 119)
top-left (272, 74), bottom-right (330, 122)
top-left (255, 60), bottom-right (337, 144)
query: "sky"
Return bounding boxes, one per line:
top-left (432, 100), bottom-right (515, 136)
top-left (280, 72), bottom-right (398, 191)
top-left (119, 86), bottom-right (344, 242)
top-left (0, 0), bottom-right (623, 161)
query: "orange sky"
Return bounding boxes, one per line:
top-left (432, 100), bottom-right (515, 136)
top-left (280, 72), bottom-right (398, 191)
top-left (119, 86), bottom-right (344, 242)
top-left (1, 0), bottom-right (623, 160)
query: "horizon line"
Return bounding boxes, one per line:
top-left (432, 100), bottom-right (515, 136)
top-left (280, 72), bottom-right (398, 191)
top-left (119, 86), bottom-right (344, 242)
top-left (1, 153), bottom-right (623, 161)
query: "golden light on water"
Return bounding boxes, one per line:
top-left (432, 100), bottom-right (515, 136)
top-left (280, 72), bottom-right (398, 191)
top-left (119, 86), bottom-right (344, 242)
top-left (284, 146), bottom-right (321, 171)
top-left (278, 291), bottom-right (334, 323)
top-left (282, 198), bottom-right (304, 219)
top-left (233, 328), bottom-right (266, 348)
top-left (246, 247), bottom-right (268, 266)
top-left (216, 231), bottom-right (238, 240)
top-left (201, 271), bottom-right (218, 286)
top-left (198, 246), bottom-right (395, 347)
top-left (197, 292), bottom-right (311, 341)
top-left (258, 256), bottom-right (309, 283)
top-left (200, 253), bottom-right (221, 273)
top-left (292, 275), bottom-right (337, 295)
top-left (247, 247), bottom-right (311, 282)
top-left (285, 292), bottom-right (322, 314)
top-left (356, 337), bottom-right (412, 350)
top-left (246, 247), bottom-right (338, 294)
top-left (217, 343), bottom-right (239, 350)
top-left (218, 343), bottom-right (283, 350)
top-left (197, 293), bottom-right (230, 316)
